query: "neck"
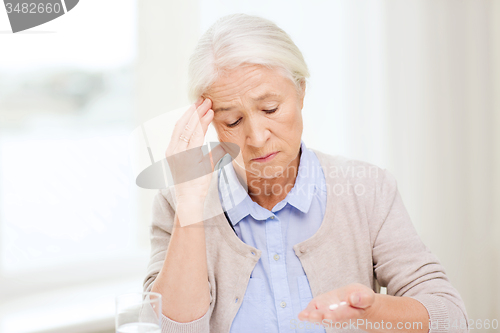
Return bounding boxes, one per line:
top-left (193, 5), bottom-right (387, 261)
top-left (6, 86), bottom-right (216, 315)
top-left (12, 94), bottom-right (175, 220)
top-left (232, 147), bottom-right (302, 211)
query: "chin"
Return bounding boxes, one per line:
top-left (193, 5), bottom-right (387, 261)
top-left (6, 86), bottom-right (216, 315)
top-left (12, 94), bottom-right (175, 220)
top-left (249, 163), bottom-right (285, 179)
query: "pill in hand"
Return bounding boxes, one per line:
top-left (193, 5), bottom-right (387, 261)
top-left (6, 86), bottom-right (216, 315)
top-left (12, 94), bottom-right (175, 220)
top-left (329, 301), bottom-right (347, 310)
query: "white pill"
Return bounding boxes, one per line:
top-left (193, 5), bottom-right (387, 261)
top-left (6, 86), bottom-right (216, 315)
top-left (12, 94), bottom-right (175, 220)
top-left (339, 301), bottom-right (347, 306)
top-left (329, 304), bottom-right (339, 310)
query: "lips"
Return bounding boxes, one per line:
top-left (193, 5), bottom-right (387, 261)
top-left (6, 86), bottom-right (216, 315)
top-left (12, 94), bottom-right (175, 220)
top-left (252, 151), bottom-right (278, 160)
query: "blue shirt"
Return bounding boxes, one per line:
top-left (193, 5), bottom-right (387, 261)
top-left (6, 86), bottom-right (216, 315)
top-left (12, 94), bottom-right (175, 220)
top-left (217, 140), bottom-right (327, 333)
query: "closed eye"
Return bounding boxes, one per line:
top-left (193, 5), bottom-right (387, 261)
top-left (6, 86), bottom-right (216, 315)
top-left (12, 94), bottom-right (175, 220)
top-left (264, 108), bottom-right (278, 114)
top-left (226, 108), bottom-right (278, 128)
top-left (227, 118), bottom-right (241, 128)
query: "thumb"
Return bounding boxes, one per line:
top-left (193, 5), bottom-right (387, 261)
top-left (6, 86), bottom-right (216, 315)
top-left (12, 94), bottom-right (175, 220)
top-left (349, 292), bottom-right (371, 309)
top-left (208, 143), bottom-right (227, 170)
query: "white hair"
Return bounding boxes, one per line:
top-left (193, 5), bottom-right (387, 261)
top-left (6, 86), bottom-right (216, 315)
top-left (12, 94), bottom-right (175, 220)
top-left (187, 13), bottom-right (310, 102)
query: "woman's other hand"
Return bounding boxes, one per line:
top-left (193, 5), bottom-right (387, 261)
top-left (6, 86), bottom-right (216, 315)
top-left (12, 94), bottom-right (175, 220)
top-left (165, 97), bottom-right (226, 225)
top-left (298, 283), bottom-right (376, 328)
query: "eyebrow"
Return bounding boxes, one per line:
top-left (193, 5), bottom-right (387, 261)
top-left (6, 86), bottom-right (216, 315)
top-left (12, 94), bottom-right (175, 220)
top-left (213, 92), bottom-right (281, 112)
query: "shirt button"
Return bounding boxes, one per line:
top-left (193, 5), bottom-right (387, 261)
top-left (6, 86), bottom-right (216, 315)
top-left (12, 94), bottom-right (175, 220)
top-left (273, 254), bottom-right (280, 261)
top-left (280, 301), bottom-right (286, 308)
top-left (269, 216), bottom-right (275, 219)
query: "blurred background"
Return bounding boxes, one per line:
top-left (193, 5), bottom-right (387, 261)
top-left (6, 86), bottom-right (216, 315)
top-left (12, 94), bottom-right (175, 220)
top-left (0, 0), bottom-right (498, 332)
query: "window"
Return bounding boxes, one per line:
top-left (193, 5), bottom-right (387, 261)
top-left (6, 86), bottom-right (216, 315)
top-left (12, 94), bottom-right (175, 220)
top-left (0, 0), bottom-right (145, 302)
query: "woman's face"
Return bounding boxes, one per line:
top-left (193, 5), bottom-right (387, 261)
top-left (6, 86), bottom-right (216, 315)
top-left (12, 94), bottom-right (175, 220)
top-left (205, 64), bottom-right (305, 179)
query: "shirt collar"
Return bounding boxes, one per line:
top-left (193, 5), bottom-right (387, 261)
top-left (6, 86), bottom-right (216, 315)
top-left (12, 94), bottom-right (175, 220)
top-left (282, 140), bottom-right (317, 214)
top-left (217, 140), bottom-right (321, 225)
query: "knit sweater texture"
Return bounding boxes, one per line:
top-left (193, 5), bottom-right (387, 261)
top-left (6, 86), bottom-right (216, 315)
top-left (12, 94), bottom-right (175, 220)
top-left (144, 148), bottom-right (469, 333)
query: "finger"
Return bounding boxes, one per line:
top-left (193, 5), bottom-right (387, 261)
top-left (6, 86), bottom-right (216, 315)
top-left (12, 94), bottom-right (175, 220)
top-left (325, 301), bottom-right (365, 323)
top-left (170, 97), bottom-right (204, 148)
top-left (177, 99), bottom-right (211, 150)
top-left (348, 291), bottom-right (372, 309)
top-left (185, 98), bottom-right (212, 148)
top-left (189, 108), bottom-right (213, 147)
top-left (219, 140), bottom-right (241, 161)
top-left (193, 143), bottom-right (227, 179)
top-left (194, 96), bottom-right (203, 106)
top-left (298, 300), bottom-right (318, 321)
top-left (172, 98), bottom-right (202, 139)
top-left (312, 305), bottom-right (346, 323)
top-left (207, 143), bottom-right (227, 170)
top-left (307, 308), bottom-right (326, 323)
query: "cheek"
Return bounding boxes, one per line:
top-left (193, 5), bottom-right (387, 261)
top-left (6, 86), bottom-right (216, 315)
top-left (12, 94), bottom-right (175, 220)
top-left (274, 108), bottom-right (303, 144)
top-left (213, 123), bottom-right (240, 142)
top-left (274, 107), bottom-right (301, 128)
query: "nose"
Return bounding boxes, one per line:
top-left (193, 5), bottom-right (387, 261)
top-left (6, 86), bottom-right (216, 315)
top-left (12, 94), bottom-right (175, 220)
top-left (245, 114), bottom-right (270, 148)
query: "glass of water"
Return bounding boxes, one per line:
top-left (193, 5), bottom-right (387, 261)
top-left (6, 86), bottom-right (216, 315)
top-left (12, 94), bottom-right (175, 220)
top-left (115, 292), bottom-right (162, 333)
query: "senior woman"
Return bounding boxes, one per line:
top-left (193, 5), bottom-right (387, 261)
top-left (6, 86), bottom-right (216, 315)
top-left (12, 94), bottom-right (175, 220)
top-left (143, 13), bottom-right (468, 333)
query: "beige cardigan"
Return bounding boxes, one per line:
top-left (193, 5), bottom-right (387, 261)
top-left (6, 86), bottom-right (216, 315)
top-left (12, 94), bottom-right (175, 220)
top-left (144, 148), bottom-right (468, 333)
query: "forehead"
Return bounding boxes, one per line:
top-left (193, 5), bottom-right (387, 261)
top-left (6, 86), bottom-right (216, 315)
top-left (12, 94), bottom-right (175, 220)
top-left (205, 65), bottom-right (293, 103)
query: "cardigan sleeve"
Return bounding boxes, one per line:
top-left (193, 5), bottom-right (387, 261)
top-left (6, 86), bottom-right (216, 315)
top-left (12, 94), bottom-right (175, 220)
top-left (143, 189), bottom-right (213, 333)
top-left (372, 169), bottom-right (469, 333)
